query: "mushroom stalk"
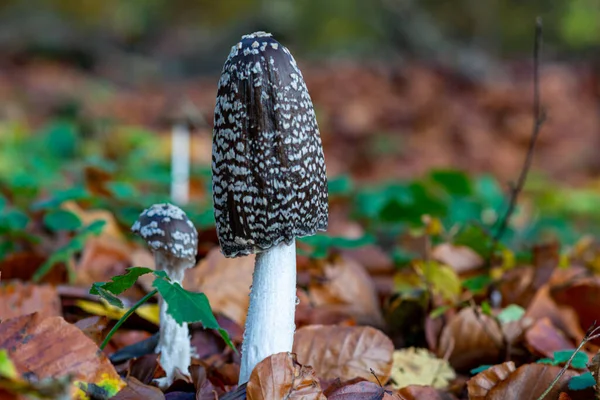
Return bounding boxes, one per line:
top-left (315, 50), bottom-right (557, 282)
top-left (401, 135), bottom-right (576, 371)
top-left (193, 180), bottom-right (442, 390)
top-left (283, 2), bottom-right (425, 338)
top-left (154, 251), bottom-right (193, 387)
top-left (170, 123), bottom-right (190, 205)
top-left (238, 242), bottom-right (297, 384)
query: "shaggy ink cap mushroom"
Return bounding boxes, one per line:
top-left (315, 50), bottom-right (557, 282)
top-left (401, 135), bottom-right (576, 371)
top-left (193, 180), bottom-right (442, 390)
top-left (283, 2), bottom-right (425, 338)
top-left (212, 31), bottom-right (328, 258)
top-left (131, 203), bottom-right (198, 261)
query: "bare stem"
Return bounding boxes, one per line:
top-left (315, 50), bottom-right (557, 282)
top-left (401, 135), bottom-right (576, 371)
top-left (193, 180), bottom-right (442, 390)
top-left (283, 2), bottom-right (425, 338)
top-left (489, 17), bottom-right (545, 260)
top-left (537, 322), bottom-right (600, 400)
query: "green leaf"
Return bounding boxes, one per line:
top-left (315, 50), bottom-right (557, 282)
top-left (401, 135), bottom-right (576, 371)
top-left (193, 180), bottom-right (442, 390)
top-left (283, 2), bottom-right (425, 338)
top-left (0, 349), bottom-right (17, 379)
top-left (1, 210), bottom-right (29, 230)
top-left (91, 285), bottom-right (124, 308)
top-left (43, 209), bottom-right (82, 232)
top-left (430, 170), bottom-right (472, 196)
top-left (107, 182), bottom-right (139, 200)
top-left (31, 187), bottom-right (90, 211)
top-left (328, 175), bottom-right (353, 196)
top-left (90, 267), bottom-right (155, 302)
top-left (553, 350), bottom-right (588, 369)
top-left (568, 372), bottom-right (596, 390)
top-left (429, 305), bottom-right (450, 319)
top-left (497, 304), bottom-right (525, 324)
top-left (462, 274), bottom-right (493, 294)
top-left (470, 365), bottom-right (492, 375)
top-left (152, 277), bottom-right (234, 350)
top-left (454, 224), bottom-right (493, 257)
top-left (481, 301), bottom-right (492, 316)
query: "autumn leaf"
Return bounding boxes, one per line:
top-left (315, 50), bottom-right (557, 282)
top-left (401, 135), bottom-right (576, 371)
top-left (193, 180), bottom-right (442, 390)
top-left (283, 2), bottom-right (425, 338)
top-left (293, 325), bottom-right (394, 383)
top-left (246, 352), bottom-right (325, 400)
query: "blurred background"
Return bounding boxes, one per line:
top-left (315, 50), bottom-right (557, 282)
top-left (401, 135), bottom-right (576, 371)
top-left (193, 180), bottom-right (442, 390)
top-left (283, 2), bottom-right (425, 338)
top-left (2, 0), bottom-right (600, 262)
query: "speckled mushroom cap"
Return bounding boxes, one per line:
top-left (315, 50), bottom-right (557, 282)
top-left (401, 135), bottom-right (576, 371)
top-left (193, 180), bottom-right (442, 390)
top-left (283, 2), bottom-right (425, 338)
top-left (131, 203), bottom-right (198, 261)
top-left (212, 31), bottom-right (328, 258)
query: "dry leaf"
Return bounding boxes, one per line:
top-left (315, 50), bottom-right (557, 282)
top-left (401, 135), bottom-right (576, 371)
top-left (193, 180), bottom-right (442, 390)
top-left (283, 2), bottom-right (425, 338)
top-left (326, 380), bottom-right (393, 400)
top-left (111, 376), bottom-right (165, 400)
top-left (308, 255), bottom-right (384, 328)
top-left (396, 385), bottom-right (453, 399)
top-left (390, 348), bottom-right (455, 389)
top-left (525, 317), bottom-right (574, 358)
top-left (438, 307), bottom-right (503, 371)
top-left (293, 325), bottom-right (394, 383)
top-left (0, 312), bottom-right (122, 385)
top-left (0, 282), bottom-right (61, 320)
top-left (0, 252), bottom-right (65, 284)
top-left (246, 352), bottom-right (325, 400)
top-left (484, 363), bottom-right (577, 399)
top-left (184, 247), bottom-right (254, 327)
top-left (74, 237), bottom-right (132, 287)
top-left (467, 361), bottom-right (516, 400)
top-left (74, 315), bottom-right (109, 346)
top-left (432, 243), bottom-right (483, 274)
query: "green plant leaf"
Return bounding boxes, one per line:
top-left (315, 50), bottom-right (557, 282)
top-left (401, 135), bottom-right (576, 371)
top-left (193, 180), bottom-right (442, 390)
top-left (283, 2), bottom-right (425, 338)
top-left (90, 267), bottom-right (155, 305)
top-left (568, 372), bottom-right (595, 390)
top-left (470, 365), bottom-right (492, 375)
top-left (152, 277), bottom-right (234, 350)
top-left (43, 209), bottom-right (82, 232)
top-left (328, 175), bottom-right (353, 196)
top-left (430, 170), bottom-right (472, 196)
top-left (462, 274), bottom-right (493, 294)
top-left (481, 301), bottom-right (492, 316)
top-left (0, 349), bottom-right (17, 379)
top-left (553, 350), bottom-right (588, 369)
top-left (497, 304), bottom-right (525, 324)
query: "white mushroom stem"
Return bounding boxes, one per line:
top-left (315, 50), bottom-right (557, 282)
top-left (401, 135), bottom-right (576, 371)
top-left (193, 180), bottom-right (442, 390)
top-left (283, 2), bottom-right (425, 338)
top-left (238, 241), bottom-right (297, 384)
top-left (171, 123), bottom-right (190, 206)
top-left (154, 251), bottom-right (194, 388)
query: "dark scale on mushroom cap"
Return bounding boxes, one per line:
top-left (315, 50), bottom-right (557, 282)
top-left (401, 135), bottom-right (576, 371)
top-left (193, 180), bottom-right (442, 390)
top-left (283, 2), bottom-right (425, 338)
top-left (212, 31), bottom-right (328, 258)
top-left (131, 203), bottom-right (198, 261)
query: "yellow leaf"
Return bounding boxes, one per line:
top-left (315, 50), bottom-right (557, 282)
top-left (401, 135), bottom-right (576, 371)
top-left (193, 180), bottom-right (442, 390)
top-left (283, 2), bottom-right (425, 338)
top-left (74, 373), bottom-right (125, 400)
top-left (0, 350), bottom-right (18, 380)
top-left (417, 261), bottom-right (461, 301)
top-left (391, 347), bottom-right (455, 389)
top-left (75, 300), bottom-right (159, 325)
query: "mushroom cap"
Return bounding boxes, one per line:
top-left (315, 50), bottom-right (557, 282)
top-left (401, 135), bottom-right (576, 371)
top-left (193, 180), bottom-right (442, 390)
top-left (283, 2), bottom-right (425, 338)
top-left (212, 31), bottom-right (328, 258)
top-left (131, 203), bottom-right (198, 261)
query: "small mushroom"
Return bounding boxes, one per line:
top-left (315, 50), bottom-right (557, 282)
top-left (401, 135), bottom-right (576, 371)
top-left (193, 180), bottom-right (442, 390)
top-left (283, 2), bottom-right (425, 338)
top-left (212, 31), bottom-right (328, 384)
top-left (131, 203), bottom-right (198, 387)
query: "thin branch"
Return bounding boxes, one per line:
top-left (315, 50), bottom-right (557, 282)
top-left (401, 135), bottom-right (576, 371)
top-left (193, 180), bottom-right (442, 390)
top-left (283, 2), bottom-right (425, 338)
top-left (490, 17), bottom-right (545, 259)
top-left (537, 321), bottom-right (600, 400)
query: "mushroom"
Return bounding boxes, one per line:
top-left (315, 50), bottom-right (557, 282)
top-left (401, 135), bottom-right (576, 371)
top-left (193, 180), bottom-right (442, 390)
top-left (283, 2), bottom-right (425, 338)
top-left (212, 31), bottom-right (328, 384)
top-left (131, 203), bottom-right (199, 387)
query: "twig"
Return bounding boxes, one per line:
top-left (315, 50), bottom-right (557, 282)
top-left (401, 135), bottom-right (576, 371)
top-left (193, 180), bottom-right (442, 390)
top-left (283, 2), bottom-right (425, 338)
top-left (537, 321), bottom-right (600, 400)
top-left (489, 17), bottom-right (545, 259)
top-left (98, 289), bottom-right (158, 351)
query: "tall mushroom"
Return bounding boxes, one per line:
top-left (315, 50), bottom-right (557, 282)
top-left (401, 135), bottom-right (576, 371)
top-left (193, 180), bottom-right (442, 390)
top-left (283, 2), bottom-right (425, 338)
top-left (131, 203), bottom-right (198, 387)
top-left (212, 31), bottom-right (328, 384)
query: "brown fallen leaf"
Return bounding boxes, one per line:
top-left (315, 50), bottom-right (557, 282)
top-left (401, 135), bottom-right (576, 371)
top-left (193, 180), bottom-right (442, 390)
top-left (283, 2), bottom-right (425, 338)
top-left (0, 252), bottom-right (65, 284)
top-left (62, 201), bottom-right (124, 242)
top-left (308, 254), bottom-right (385, 328)
top-left (432, 243), bottom-right (483, 274)
top-left (74, 237), bottom-right (132, 287)
top-left (467, 361), bottom-right (516, 400)
top-left (437, 306), bottom-right (503, 371)
top-left (74, 315), bottom-right (110, 346)
top-left (484, 363), bottom-right (577, 399)
top-left (184, 247), bottom-right (254, 327)
top-left (293, 325), bottom-right (394, 383)
top-left (396, 385), bottom-right (455, 399)
top-left (0, 312), bottom-right (121, 385)
top-left (0, 281), bottom-right (61, 320)
top-left (111, 376), bottom-right (165, 400)
top-left (525, 317), bottom-right (574, 358)
top-left (325, 380), bottom-right (395, 400)
top-left (246, 352), bottom-right (325, 400)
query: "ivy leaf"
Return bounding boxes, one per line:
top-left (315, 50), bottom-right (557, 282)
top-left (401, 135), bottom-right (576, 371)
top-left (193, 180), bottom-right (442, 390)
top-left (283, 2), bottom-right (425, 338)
top-left (568, 372), bottom-right (596, 390)
top-left (470, 365), bottom-right (492, 375)
top-left (553, 350), bottom-right (589, 369)
top-left (44, 209), bottom-right (82, 232)
top-left (90, 267), bottom-right (155, 307)
top-left (497, 304), bottom-right (525, 324)
top-left (152, 277), bottom-right (234, 351)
